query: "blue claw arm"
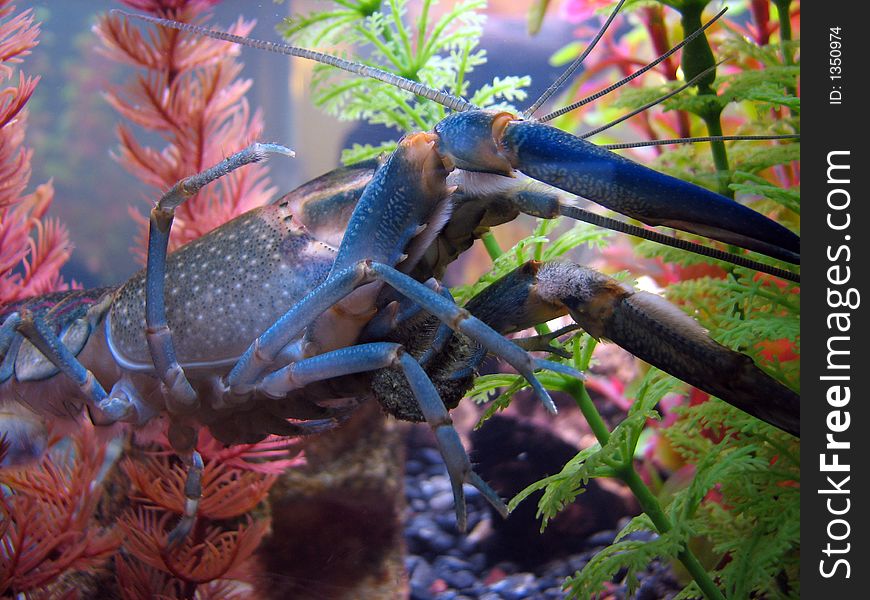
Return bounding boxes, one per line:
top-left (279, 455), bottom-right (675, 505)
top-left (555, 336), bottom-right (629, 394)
top-left (434, 111), bottom-right (799, 265)
top-left (463, 260), bottom-right (800, 437)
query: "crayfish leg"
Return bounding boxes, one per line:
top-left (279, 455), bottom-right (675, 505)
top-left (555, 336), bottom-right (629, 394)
top-left (166, 423), bottom-right (204, 547)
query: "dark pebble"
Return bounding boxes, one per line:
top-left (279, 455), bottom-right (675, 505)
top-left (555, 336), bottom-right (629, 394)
top-left (433, 554), bottom-right (474, 573)
top-left (419, 447), bottom-right (444, 466)
top-left (409, 559), bottom-right (435, 596)
top-left (444, 569), bottom-right (477, 590)
top-left (468, 552), bottom-right (486, 572)
top-left (430, 490), bottom-right (455, 512)
top-left (585, 530), bottom-right (617, 548)
top-left (406, 458), bottom-right (425, 476)
top-left (435, 512), bottom-right (459, 530)
top-left (490, 573), bottom-right (538, 599)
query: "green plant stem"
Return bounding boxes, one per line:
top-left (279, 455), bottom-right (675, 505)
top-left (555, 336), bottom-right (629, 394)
top-left (773, 0), bottom-right (793, 65)
top-left (569, 380), bottom-right (612, 444)
top-left (700, 108), bottom-right (732, 197)
top-left (675, 0), bottom-right (732, 198)
top-left (566, 378), bottom-right (725, 600)
top-left (481, 231), bottom-right (503, 261)
top-left (621, 469), bottom-right (726, 600)
top-left (772, 0), bottom-right (798, 119)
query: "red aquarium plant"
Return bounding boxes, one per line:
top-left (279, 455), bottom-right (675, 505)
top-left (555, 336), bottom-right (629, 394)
top-left (0, 423), bottom-right (119, 596)
top-left (93, 0), bottom-right (279, 258)
top-left (113, 433), bottom-right (304, 599)
top-left (0, 0), bottom-right (73, 307)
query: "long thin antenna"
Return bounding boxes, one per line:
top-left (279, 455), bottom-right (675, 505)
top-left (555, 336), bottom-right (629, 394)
top-left (539, 7), bottom-right (727, 123)
top-left (522, 0), bottom-right (626, 120)
top-left (601, 134), bottom-right (800, 151)
top-left (112, 10), bottom-right (476, 113)
top-left (580, 60), bottom-right (724, 139)
top-left (559, 204), bottom-right (799, 283)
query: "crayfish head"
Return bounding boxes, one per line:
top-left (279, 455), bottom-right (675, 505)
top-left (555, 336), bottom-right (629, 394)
top-left (434, 110), bottom-right (517, 177)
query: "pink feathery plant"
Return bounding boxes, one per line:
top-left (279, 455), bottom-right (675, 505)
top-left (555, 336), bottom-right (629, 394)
top-left (0, 422), bottom-right (120, 597)
top-left (0, 1), bottom-right (73, 308)
top-left (94, 0), bottom-right (279, 259)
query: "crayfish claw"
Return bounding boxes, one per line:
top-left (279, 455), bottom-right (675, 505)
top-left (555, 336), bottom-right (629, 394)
top-left (466, 471), bottom-right (509, 519)
top-left (533, 358), bottom-right (585, 382)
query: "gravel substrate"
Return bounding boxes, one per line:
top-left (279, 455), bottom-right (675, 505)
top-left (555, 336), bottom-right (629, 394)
top-left (403, 441), bottom-right (681, 600)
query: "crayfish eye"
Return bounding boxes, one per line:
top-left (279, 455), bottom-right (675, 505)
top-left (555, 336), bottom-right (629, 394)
top-left (490, 111), bottom-right (515, 146)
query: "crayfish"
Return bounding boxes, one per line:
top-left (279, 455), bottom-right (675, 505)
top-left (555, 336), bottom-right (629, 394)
top-left (0, 1), bottom-right (799, 543)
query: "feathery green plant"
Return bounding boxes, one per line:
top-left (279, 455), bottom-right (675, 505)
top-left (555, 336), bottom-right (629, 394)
top-left (280, 0), bottom-right (529, 164)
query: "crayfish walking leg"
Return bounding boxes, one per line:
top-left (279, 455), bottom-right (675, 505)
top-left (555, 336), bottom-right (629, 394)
top-left (140, 142), bottom-right (294, 542)
top-left (254, 341), bottom-right (508, 531)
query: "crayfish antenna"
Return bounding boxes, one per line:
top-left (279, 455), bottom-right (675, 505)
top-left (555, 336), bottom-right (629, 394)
top-left (538, 7), bottom-right (728, 123)
top-left (114, 10), bottom-right (476, 113)
top-left (523, 0), bottom-right (626, 119)
top-left (600, 134), bottom-right (800, 151)
top-left (579, 60), bottom-right (725, 139)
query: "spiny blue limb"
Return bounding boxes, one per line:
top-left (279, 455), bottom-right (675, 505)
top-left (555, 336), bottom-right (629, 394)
top-left (14, 312), bottom-right (146, 427)
top-left (157, 143), bottom-right (294, 211)
top-left (466, 471), bottom-right (509, 519)
top-left (0, 335), bottom-right (21, 383)
top-left (145, 217), bottom-right (197, 413)
top-left (16, 309), bottom-right (109, 407)
top-left (146, 143), bottom-right (293, 414)
top-left (534, 359), bottom-right (584, 381)
top-left (101, 379), bottom-right (158, 426)
top-left (434, 427), bottom-right (470, 531)
top-left (0, 312), bottom-right (21, 357)
top-left (226, 262), bottom-right (370, 390)
top-left (369, 263), bottom-right (558, 414)
top-left (398, 351), bottom-right (506, 531)
top-left (167, 449), bottom-right (204, 548)
top-left (0, 313), bottom-right (22, 382)
top-left (258, 342), bottom-right (401, 398)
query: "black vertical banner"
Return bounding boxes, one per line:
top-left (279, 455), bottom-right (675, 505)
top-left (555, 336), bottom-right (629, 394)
top-left (803, 3), bottom-right (866, 596)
